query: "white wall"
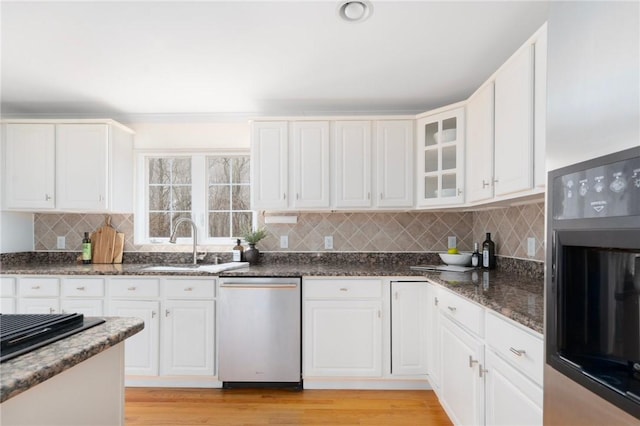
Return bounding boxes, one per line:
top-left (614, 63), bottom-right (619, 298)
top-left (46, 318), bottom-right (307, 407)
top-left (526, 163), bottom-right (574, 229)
top-left (546, 1), bottom-right (640, 171)
top-left (0, 211), bottom-right (34, 253)
top-left (130, 121), bottom-right (250, 150)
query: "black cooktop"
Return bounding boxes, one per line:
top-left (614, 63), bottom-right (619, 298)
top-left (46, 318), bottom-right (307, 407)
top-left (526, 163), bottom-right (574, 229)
top-left (0, 313), bottom-right (105, 363)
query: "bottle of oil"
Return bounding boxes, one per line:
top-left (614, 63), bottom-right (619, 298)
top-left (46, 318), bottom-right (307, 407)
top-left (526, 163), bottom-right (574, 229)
top-left (82, 232), bottom-right (92, 264)
top-left (482, 232), bottom-right (496, 269)
top-left (471, 242), bottom-right (481, 268)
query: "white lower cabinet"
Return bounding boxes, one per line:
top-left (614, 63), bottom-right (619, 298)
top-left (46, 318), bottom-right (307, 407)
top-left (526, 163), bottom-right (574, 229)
top-left (439, 314), bottom-right (485, 426)
top-left (426, 284), bottom-right (441, 390)
top-left (390, 281), bottom-right (428, 376)
top-left (161, 299), bottom-right (215, 376)
top-left (484, 350), bottom-right (542, 426)
top-left (1, 277), bottom-right (16, 314)
top-left (109, 299), bottom-right (160, 376)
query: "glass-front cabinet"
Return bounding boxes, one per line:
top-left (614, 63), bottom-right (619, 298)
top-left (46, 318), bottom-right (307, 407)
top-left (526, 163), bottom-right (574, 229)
top-left (416, 107), bottom-right (465, 206)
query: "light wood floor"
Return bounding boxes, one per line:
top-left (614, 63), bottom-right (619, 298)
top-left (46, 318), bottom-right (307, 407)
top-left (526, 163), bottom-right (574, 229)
top-left (125, 387), bottom-right (453, 426)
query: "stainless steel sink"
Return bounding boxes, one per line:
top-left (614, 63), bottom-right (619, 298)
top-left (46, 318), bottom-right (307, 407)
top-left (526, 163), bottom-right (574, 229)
top-left (140, 262), bottom-right (249, 273)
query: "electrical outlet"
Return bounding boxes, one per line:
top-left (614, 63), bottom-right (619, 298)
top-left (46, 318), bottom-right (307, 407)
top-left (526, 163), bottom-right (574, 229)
top-left (448, 236), bottom-right (457, 249)
top-left (527, 237), bottom-right (536, 257)
top-left (57, 236), bottom-right (66, 249)
top-left (280, 235), bottom-right (289, 249)
top-left (324, 236), bottom-right (333, 250)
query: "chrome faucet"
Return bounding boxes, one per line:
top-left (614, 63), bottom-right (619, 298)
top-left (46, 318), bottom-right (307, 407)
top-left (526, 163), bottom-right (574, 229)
top-left (169, 217), bottom-right (199, 265)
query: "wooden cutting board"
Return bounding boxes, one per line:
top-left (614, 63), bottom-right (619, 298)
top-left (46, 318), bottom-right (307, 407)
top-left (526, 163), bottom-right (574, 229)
top-left (92, 217), bottom-right (117, 264)
top-left (112, 232), bottom-right (125, 264)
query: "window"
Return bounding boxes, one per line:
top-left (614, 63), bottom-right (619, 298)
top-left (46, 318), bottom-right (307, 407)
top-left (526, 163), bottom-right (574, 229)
top-left (136, 153), bottom-right (253, 245)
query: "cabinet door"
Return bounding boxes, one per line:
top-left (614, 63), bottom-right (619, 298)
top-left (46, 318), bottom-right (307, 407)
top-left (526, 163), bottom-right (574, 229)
top-left (17, 298), bottom-right (59, 314)
top-left (416, 108), bottom-right (465, 206)
top-left (1, 298), bottom-right (15, 314)
top-left (109, 299), bottom-right (160, 376)
top-left (376, 120), bottom-right (414, 207)
top-left (439, 315), bottom-right (484, 426)
top-left (251, 121), bottom-right (288, 210)
top-left (466, 83), bottom-right (495, 203)
top-left (4, 124), bottom-right (56, 209)
top-left (291, 121), bottom-right (330, 209)
top-left (334, 121), bottom-right (372, 208)
top-left (161, 299), bottom-right (215, 376)
top-left (56, 124), bottom-right (109, 210)
top-left (60, 299), bottom-right (104, 316)
top-left (485, 350), bottom-right (543, 426)
top-left (426, 285), bottom-right (441, 391)
top-left (304, 300), bottom-right (382, 377)
top-left (391, 281), bottom-right (428, 376)
top-left (494, 44), bottom-right (534, 196)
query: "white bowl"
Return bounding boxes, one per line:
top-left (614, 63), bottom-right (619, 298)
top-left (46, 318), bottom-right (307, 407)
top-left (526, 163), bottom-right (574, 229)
top-left (439, 252), bottom-right (472, 266)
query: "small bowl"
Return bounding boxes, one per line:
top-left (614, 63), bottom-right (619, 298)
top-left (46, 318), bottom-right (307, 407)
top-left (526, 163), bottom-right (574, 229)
top-left (439, 252), bottom-right (472, 266)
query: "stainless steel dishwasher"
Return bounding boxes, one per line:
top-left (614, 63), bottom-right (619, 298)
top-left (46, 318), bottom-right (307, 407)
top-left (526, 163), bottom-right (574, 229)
top-left (218, 277), bottom-right (301, 388)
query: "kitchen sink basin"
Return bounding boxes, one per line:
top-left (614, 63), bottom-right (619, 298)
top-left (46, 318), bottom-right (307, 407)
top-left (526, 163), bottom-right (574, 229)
top-left (140, 262), bottom-right (249, 273)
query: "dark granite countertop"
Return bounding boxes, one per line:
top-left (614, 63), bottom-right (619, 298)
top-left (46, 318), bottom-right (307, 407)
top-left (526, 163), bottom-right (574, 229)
top-left (0, 317), bottom-right (144, 402)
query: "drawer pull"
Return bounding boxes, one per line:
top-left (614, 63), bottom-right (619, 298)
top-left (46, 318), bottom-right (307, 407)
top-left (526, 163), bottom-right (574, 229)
top-left (339, 288), bottom-right (348, 292)
top-left (184, 287), bottom-right (194, 292)
top-left (49, 308), bottom-right (55, 314)
top-left (469, 355), bottom-right (479, 368)
top-left (434, 297), bottom-right (439, 306)
top-left (447, 306), bottom-right (457, 312)
top-left (509, 347), bottom-right (526, 357)
top-left (127, 287), bottom-right (137, 291)
top-left (31, 286), bottom-right (41, 290)
top-left (76, 286), bottom-right (85, 291)
top-left (165, 309), bottom-right (170, 317)
top-left (479, 364), bottom-right (488, 378)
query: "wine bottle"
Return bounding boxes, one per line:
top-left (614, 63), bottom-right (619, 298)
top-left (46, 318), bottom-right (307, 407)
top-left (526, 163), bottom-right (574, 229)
top-left (482, 232), bottom-right (496, 269)
top-left (471, 242), bottom-right (480, 268)
top-left (82, 232), bottom-right (92, 264)
top-left (232, 239), bottom-right (244, 262)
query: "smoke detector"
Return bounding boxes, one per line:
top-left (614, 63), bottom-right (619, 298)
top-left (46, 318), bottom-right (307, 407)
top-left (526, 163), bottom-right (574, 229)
top-left (338, 1), bottom-right (372, 23)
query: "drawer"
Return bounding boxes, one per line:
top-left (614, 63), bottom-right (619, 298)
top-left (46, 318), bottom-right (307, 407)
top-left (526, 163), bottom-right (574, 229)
top-left (304, 279), bottom-right (382, 299)
top-left (109, 278), bottom-right (160, 298)
top-left (1, 277), bottom-right (16, 297)
top-left (438, 288), bottom-right (484, 337)
top-left (164, 279), bottom-right (215, 299)
top-left (485, 311), bottom-right (543, 386)
top-left (61, 278), bottom-right (105, 297)
top-left (18, 277), bottom-right (59, 297)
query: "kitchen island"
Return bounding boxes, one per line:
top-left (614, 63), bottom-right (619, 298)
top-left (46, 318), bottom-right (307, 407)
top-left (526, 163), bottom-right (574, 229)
top-left (1, 316), bottom-right (144, 426)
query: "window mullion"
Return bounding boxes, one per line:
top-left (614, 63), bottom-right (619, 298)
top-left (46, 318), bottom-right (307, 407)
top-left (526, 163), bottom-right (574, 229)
top-left (192, 155), bottom-right (207, 243)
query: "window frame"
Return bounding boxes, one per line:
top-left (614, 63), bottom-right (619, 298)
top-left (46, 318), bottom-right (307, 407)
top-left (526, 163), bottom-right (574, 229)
top-left (134, 150), bottom-right (254, 246)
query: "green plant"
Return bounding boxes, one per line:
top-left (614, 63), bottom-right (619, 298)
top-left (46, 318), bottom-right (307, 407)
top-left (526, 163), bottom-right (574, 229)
top-left (241, 227), bottom-right (268, 245)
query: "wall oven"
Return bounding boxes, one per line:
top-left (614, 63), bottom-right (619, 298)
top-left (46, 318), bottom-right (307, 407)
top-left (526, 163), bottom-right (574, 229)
top-left (545, 147), bottom-right (640, 424)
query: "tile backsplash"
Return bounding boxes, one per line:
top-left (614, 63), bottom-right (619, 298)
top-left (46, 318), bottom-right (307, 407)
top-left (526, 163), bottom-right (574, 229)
top-left (33, 202), bottom-right (545, 261)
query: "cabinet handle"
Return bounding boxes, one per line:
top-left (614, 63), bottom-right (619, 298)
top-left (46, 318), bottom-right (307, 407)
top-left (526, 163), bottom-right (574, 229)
top-left (378, 310), bottom-right (381, 318)
top-left (127, 287), bottom-right (137, 291)
top-left (76, 286), bottom-right (85, 291)
top-left (380, 193), bottom-right (384, 200)
top-left (469, 356), bottom-right (479, 368)
top-left (367, 192), bottom-right (371, 200)
top-left (447, 306), bottom-right (457, 312)
top-left (394, 291), bottom-right (398, 300)
top-left (283, 193), bottom-right (287, 200)
top-left (184, 287), bottom-right (193, 292)
top-left (49, 308), bottom-right (55, 314)
top-left (296, 193), bottom-right (299, 200)
top-left (457, 188), bottom-right (462, 196)
top-left (479, 364), bottom-right (488, 378)
top-left (482, 180), bottom-right (490, 188)
top-left (45, 194), bottom-right (52, 201)
top-left (339, 288), bottom-right (348, 292)
top-left (152, 311), bottom-right (157, 318)
top-left (31, 285), bottom-right (41, 290)
top-left (434, 296), bottom-right (439, 306)
top-left (509, 347), bottom-right (526, 357)
top-left (493, 178), bottom-right (499, 184)
top-left (165, 309), bottom-right (170, 317)
top-left (99, 195), bottom-right (104, 202)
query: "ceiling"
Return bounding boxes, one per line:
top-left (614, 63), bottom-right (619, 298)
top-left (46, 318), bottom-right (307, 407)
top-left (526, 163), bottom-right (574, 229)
top-left (1, 1), bottom-right (550, 121)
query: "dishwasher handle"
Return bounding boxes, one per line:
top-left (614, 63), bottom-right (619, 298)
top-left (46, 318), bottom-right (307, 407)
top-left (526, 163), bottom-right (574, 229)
top-left (219, 283), bottom-right (298, 289)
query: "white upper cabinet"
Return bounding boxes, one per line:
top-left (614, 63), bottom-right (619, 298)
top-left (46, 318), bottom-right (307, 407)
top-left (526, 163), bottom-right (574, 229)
top-left (56, 124), bottom-right (109, 211)
top-left (2, 120), bottom-right (134, 212)
top-left (466, 83), bottom-right (495, 203)
top-left (291, 121), bottom-right (330, 209)
top-left (4, 124), bottom-right (56, 209)
top-left (376, 120), bottom-right (414, 208)
top-left (334, 121), bottom-right (372, 208)
top-left (416, 107), bottom-right (465, 206)
top-left (494, 44), bottom-right (535, 197)
top-left (250, 121), bottom-right (288, 210)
